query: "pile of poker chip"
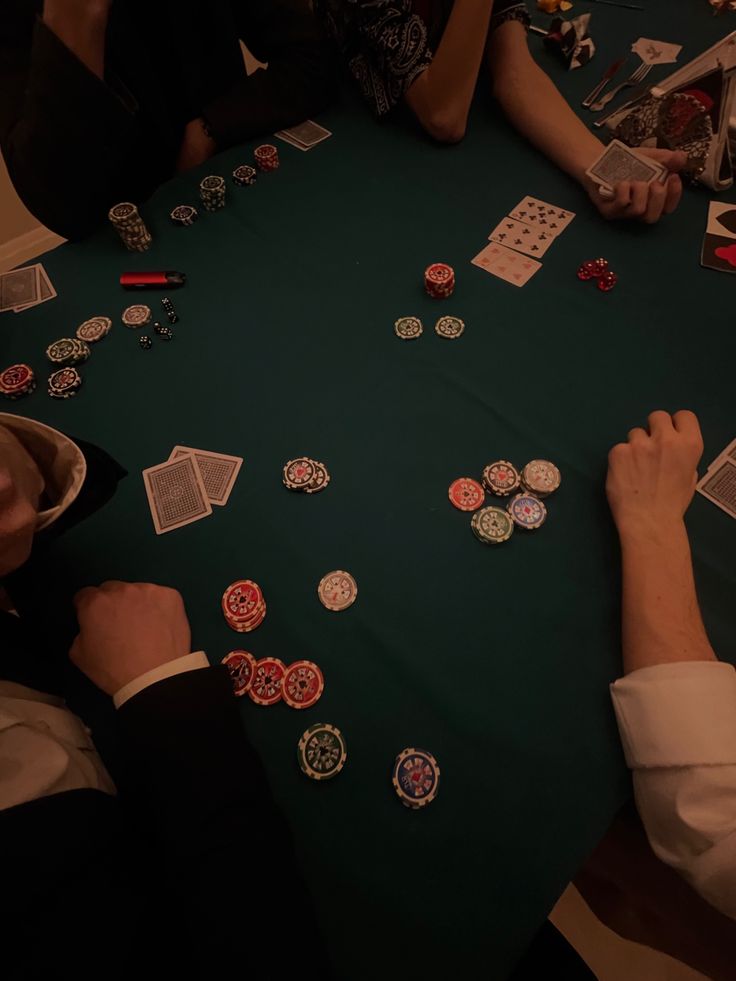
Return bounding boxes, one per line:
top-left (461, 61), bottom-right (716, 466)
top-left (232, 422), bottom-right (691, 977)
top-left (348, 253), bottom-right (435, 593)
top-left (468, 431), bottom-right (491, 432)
top-left (46, 337), bottom-right (90, 366)
top-left (449, 459), bottom-right (561, 544)
top-left (0, 364), bottom-right (36, 400)
top-left (254, 144), bottom-right (279, 172)
top-left (199, 175), bottom-right (226, 212)
top-left (424, 262), bottom-right (455, 299)
top-left (222, 650), bottom-right (325, 710)
top-left (170, 204), bottom-right (198, 227)
top-left (282, 457), bottom-right (330, 494)
top-left (232, 164), bottom-right (257, 186)
top-left (47, 366), bottom-right (82, 399)
top-left (76, 316), bottom-right (111, 344)
top-left (108, 202), bottom-right (152, 252)
top-left (222, 579), bottom-right (267, 633)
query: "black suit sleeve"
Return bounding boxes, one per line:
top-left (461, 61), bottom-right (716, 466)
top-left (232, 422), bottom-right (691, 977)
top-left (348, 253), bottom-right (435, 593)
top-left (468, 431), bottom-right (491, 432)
top-left (202, 0), bottom-right (337, 148)
top-left (0, 14), bottom-right (150, 240)
top-left (118, 665), bottom-right (333, 977)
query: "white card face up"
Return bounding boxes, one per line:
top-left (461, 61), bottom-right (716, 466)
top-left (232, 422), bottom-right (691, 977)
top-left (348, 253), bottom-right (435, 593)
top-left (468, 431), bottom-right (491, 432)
top-left (705, 201), bottom-right (736, 241)
top-left (471, 242), bottom-right (542, 287)
top-left (488, 217), bottom-right (555, 258)
top-left (507, 197), bottom-right (575, 236)
top-left (168, 446), bottom-right (243, 506)
top-left (631, 38), bottom-right (682, 66)
top-left (585, 139), bottom-right (667, 190)
top-left (143, 455), bottom-right (212, 534)
top-left (697, 459), bottom-right (736, 519)
top-left (0, 265), bottom-right (40, 312)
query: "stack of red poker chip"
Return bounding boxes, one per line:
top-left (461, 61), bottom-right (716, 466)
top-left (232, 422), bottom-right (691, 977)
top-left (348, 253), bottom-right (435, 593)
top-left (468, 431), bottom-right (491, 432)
top-left (222, 579), bottom-right (267, 633)
top-left (424, 263), bottom-right (455, 299)
top-left (0, 363), bottom-right (36, 400)
top-left (254, 144), bottom-right (279, 172)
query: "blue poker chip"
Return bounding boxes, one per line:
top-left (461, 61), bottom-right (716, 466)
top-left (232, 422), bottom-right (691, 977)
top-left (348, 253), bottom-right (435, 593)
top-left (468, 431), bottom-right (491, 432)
top-left (392, 747), bottom-right (440, 809)
top-left (507, 493), bottom-right (547, 530)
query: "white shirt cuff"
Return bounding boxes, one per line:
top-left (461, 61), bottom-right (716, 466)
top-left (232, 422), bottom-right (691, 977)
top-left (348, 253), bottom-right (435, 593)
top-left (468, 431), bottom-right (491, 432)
top-left (113, 651), bottom-right (209, 708)
top-left (610, 661), bottom-right (736, 769)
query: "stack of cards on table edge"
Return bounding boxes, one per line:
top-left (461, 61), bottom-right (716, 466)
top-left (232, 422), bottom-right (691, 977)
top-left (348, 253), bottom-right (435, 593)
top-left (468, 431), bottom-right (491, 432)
top-left (697, 438), bottom-right (736, 519)
top-left (0, 263), bottom-right (56, 313)
top-left (473, 196), bottom-right (575, 287)
top-left (701, 201), bottom-right (736, 275)
top-left (142, 447), bottom-right (243, 535)
top-left (274, 119), bottom-right (331, 152)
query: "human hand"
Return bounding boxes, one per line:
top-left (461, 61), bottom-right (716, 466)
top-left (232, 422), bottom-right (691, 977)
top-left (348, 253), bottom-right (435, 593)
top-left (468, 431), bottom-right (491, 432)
top-left (70, 581), bottom-right (192, 695)
top-left (586, 149), bottom-right (687, 224)
top-left (0, 467), bottom-right (38, 578)
top-left (606, 410), bottom-right (704, 542)
top-left (175, 118), bottom-right (217, 173)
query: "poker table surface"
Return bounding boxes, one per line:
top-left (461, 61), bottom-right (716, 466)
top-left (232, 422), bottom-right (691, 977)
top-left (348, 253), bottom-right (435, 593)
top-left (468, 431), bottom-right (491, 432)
top-left (3, 3), bottom-right (736, 977)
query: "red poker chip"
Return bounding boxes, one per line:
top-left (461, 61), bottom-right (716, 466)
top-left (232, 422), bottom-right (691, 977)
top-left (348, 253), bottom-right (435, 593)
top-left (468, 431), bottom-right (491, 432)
top-left (222, 579), bottom-right (264, 623)
top-left (448, 477), bottom-right (485, 512)
top-left (221, 650), bottom-right (257, 696)
top-left (282, 660), bottom-right (324, 710)
top-left (249, 657), bottom-right (286, 706)
top-left (226, 603), bottom-right (267, 633)
top-left (0, 363), bottom-right (34, 393)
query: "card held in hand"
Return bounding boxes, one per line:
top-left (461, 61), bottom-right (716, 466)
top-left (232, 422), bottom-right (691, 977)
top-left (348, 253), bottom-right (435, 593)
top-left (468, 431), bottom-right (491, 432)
top-left (143, 456), bottom-right (212, 534)
top-left (585, 139), bottom-right (667, 190)
top-left (168, 446), bottom-right (243, 506)
top-left (696, 459), bottom-right (736, 519)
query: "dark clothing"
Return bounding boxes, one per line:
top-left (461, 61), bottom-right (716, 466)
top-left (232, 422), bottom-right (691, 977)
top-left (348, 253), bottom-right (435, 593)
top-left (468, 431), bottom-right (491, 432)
top-left (314, 0), bottom-right (529, 117)
top-left (0, 0), bottom-right (336, 240)
top-left (1, 438), bottom-right (332, 980)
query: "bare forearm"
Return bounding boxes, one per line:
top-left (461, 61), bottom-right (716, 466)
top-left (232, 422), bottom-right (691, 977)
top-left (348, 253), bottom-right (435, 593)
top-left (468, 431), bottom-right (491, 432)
top-left (619, 522), bottom-right (716, 674)
top-left (405, 0), bottom-right (494, 142)
top-left (491, 30), bottom-right (602, 181)
top-left (43, 0), bottom-right (109, 79)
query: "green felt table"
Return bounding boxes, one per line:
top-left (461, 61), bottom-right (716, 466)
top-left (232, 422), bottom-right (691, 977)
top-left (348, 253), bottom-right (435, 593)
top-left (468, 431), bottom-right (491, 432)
top-left (3, 2), bottom-right (736, 977)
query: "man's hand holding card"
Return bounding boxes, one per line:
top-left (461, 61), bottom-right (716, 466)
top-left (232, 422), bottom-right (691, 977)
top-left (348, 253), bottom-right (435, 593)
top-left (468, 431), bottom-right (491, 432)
top-left (584, 142), bottom-right (687, 224)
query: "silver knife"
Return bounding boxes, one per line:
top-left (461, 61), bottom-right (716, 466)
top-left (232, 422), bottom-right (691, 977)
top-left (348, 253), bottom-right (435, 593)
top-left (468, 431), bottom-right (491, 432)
top-left (592, 80), bottom-right (654, 129)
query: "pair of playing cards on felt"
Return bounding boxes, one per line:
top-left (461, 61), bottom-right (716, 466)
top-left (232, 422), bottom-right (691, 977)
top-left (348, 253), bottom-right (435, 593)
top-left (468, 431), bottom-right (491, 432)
top-left (472, 196), bottom-right (575, 287)
top-left (697, 438), bottom-right (736, 519)
top-left (274, 119), bottom-right (331, 151)
top-left (701, 201), bottom-right (736, 275)
top-left (0, 262), bottom-right (56, 313)
top-left (143, 447), bottom-right (243, 534)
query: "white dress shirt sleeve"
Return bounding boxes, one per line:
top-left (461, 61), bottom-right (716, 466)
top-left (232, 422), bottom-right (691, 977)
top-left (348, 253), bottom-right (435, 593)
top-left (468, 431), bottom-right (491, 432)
top-left (113, 651), bottom-right (210, 708)
top-left (611, 661), bottom-right (736, 921)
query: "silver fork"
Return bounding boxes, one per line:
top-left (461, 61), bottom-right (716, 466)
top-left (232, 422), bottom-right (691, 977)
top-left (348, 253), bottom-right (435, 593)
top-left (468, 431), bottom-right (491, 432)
top-left (590, 62), bottom-right (652, 112)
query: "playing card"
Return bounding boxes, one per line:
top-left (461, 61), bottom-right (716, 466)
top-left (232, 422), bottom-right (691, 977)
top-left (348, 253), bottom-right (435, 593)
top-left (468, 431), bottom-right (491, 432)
top-left (143, 455), bottom-right (212, 534)
top-left (697, 459), bottom-right (736, 519)
top-left (168, 446), bottom-right (243, 506)
top-left (13, 264), bottom-right (57, 312)
top-left (274, 120), bottom-right (331, 151)
top-left (631, 38), bottom-right (682, 65)
top-left (0, 266), bottom-right (40, 313)
top-left (705, 200), bottom-right (736, 241)
top-left (488, 217), bottom-right (555, 258)
top-left (700, 232), bottom-right (736, 274)
top-left (585, 139), bottom-right (667, 190)
top-left (706, 437), bottom-right (736, 471)
top-left (471, 242), bottom-right (542, 287)
top-left (507, 197), bottom-right (575, 236)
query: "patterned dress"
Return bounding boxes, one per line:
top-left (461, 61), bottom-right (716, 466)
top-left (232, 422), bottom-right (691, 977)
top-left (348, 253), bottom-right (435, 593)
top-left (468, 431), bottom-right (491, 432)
top-left (315, 0), bottom-right (530, 117)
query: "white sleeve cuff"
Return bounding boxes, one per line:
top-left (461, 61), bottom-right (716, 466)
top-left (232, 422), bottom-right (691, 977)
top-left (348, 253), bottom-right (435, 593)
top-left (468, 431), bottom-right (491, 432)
top-left (113, 651), bottom-right (210, 708)
top-left (611, 661), bottom-right (736, 769)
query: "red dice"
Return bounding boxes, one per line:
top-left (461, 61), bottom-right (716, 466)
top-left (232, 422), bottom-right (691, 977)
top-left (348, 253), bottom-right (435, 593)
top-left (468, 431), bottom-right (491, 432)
top-left (597, 271), bottom-right (618, 292)
top-left (577, 260), bottom-right (597, 281)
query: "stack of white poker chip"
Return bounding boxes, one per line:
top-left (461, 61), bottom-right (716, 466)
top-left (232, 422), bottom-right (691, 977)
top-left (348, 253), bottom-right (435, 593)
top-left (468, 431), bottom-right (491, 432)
top-left (108, 202), bottom-right (152, 252)
top-left (199, 175), bottom-right (226, 211)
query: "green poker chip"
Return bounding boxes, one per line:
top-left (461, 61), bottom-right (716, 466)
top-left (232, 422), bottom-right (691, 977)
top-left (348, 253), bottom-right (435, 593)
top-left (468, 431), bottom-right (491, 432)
top-left (471, 506), bottom-right (514, 545)
top-left (297, 722), bottom-right (347, 781)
